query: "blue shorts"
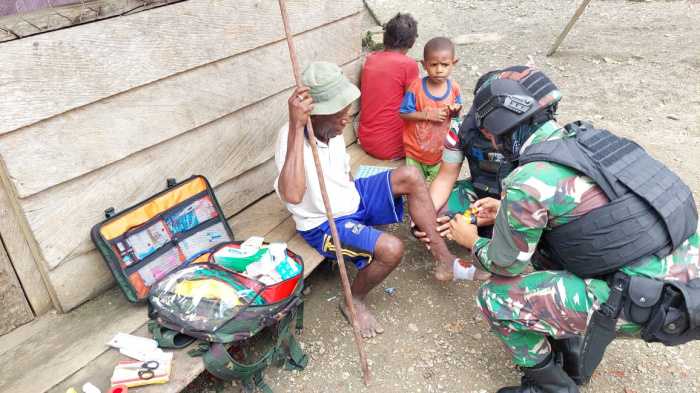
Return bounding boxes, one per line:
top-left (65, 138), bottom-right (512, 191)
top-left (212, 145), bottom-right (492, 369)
top-left (299, 171), bottom-right (404, 270)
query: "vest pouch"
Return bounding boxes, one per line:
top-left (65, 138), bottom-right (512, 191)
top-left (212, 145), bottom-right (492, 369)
top-left (477, 159), bottom-right (500, 174)
top-left (640, 279), bottom-right (700, 346)
top-left (624, 275), bottom-right (664, 325)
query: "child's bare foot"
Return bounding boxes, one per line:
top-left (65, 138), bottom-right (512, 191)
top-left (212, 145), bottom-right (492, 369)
top-left (434, 258), bottom-right (454, 281)
top-left (339, 297), bottom-right (385, 338)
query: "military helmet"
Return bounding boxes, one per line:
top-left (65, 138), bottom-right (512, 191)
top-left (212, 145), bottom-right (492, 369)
top-left (474, 66), bottom-right (561, 135)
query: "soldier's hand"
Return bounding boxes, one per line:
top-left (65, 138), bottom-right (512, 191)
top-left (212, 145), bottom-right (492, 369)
top-left (449, 214), bottom-right (479, 249)
top-left (473, 197), bottom-right (500, 227)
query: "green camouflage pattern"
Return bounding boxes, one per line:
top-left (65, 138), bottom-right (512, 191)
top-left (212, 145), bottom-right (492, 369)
top-left (471, 120), bottom-right (700, 367)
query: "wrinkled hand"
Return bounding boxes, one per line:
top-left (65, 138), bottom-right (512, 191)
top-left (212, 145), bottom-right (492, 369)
top-left (473, 197), bottom-right (501, 227)
top-left (425, 107), bottom-right (448, 123)
top-left (447, 103), bottom-right (463, 117)
top-left (449, 214), bottom-right (479, 249)
top-left (411, 215), bottom-right (451, 250)
top-left (288, 86), bottom-right (314, 130)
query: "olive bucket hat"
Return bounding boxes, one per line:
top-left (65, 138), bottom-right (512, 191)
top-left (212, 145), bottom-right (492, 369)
top-left (302, 61), bottom-right (360, 115)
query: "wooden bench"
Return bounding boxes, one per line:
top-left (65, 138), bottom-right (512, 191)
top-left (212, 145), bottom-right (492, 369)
top-left (0, 142), bottom-right (398, 393)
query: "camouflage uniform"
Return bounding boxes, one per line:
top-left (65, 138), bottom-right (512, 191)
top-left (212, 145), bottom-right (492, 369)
top-left (471, 120), bottom-right (700, 367)
top-left (441, 116), bottom-right (496, 218)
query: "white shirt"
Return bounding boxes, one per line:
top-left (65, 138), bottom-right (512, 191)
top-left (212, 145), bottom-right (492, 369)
top-left (274, 124), bottom-right (361, 231)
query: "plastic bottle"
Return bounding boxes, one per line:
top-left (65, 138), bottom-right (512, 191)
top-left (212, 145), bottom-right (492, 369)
top-left (462, 207), bottom-right (479, 225)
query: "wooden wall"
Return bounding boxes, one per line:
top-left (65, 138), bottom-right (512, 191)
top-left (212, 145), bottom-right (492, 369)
top-left (0, 0), bottom-right (364, 312)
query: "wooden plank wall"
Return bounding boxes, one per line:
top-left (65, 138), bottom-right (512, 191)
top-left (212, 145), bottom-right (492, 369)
top-left (0, 0), bottom-right (364, 312)
top-left (0, 1), bottom-right (186, 43)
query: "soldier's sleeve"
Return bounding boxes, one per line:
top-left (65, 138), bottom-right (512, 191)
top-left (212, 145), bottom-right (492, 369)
top-left (471, 178), bottom-right (548, 277)
top-left (442, 106), bottom-right (475, 164)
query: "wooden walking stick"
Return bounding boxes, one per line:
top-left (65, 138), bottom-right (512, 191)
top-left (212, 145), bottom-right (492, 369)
top-left (277, 0), bottom-right (372, 386)
top-left (547, 0), bottom-right (593, 56)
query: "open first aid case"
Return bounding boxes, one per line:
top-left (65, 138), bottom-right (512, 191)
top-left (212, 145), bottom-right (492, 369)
top-left (91, 176), bottom-right (235, 302)
top-left (92, 175), bottom-right (304, 310)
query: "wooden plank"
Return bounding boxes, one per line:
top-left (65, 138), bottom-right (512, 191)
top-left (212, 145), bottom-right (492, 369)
top-left (43, 158), bottom-right (278, 311)
top-left (46, 224), bottom-right (318, 393)
top-left (47, 322), bottom-right (206, 393)
top-left (0, 15), bottom-right (362, 198)
top-left (0, 0), bottom-right (362, 136)
top-left (0, 287), bottom-right (147, 393)
top-left (0, 233), bottom-right (34, 335)
top-left (0, 1), bottom-right (184, 43)
top-left (18, 59), bottom-right (361, 273)
top-left (0, 180), bottom-right (52, 314)
top-left (232, 193), bottom-right (290, 241)
top-left (30, 90), bottom-right (290, 271)
top-left (217, 159), bottom-right (277, 220)
top-left (38, 108), bottom-right (362, 311)
top-left (6, 144), bottom-right (383, 393)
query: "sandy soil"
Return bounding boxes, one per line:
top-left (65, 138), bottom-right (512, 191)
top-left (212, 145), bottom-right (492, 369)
top-left (185, 1), bottom-right (700, 392)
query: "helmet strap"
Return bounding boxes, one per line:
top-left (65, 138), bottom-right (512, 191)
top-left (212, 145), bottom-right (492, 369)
top-left (500, 119), bottom-right (548, 161)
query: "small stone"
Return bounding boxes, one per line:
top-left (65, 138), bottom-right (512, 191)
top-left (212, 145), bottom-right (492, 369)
top-left (408, 323), bottom-right (419, 332)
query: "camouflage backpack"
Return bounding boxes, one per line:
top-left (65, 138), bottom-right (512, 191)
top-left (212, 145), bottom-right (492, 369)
top-left (147, 243), bottom-right (308, 393)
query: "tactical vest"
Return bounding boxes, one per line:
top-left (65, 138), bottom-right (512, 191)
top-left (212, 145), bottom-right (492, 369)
top-left (460, 109), bottom-right (514, 198)
top-left (519, 121), bottom-right (698, 278)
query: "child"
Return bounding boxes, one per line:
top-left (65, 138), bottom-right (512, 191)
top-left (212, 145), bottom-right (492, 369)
top-left (399, 37), bottom-right (462, 182)
top-left (358, 13), bottom-right (419, 160)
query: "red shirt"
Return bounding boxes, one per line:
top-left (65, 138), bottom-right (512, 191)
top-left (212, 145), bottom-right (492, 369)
top-left (358, 51), bottom-right (419, 160)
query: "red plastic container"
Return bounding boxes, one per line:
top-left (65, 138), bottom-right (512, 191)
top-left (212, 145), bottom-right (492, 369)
top-left (210, 242), bottom-right (303, 304)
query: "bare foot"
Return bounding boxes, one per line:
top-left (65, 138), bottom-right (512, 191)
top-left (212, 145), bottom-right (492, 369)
top-left (434, 259), bottom-right (454, 281)
top-left (339, 298), bottom-right (385, 338)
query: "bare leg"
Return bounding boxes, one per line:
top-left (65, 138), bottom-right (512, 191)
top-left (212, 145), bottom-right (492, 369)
top-left (390, 166), bottom-right (455, 281)
top-left (340, 232), bottom-right (403, 338)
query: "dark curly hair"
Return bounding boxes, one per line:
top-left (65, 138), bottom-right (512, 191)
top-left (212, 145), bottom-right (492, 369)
top-left (383, 13), bottom-right (418, 50)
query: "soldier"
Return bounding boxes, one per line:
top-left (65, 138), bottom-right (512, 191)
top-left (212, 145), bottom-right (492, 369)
top-left (447, 76), bottom-right (700, 392)
top-left (426, 66), bottom-right (561, 239)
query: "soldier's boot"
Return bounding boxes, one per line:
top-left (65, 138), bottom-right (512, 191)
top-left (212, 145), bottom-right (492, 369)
top-left (497, 355), bottom-right (579, 393)
top-left (551, 336), bottom-right (587, 385)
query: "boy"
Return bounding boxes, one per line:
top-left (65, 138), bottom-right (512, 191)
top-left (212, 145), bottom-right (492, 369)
top-left (400, 37), bottom-right (462, 182)
top-left (358, 13), bottom-right (419, 160)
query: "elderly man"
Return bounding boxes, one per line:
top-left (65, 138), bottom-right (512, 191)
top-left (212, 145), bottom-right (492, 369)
top-left (274, 62), bottom-right (467, 337)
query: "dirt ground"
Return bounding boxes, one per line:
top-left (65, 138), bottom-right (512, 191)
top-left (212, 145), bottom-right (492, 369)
top-left (185, 1), bottom-right (700, 392)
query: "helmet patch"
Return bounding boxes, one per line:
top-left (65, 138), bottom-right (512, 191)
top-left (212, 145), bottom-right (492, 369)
top-left (503, 95), bottom-right (534, 114)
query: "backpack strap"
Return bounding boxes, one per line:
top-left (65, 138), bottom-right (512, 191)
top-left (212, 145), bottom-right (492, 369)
top-left (148, 320), bottom-right (196, 349)
top-left (275, 301), bottom-right (308, 371)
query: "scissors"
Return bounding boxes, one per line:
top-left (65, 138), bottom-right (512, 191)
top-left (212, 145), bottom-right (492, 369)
top-left (138, 360), bottom-right (159, 380)
top-left (121, 360), bottom-right (159, 380)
